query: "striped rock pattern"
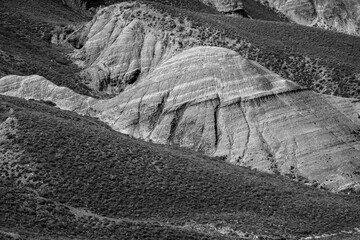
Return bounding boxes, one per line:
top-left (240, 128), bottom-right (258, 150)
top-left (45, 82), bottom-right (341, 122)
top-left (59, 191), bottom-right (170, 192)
top-left (69, 2), bottom-right (199, 94)
top-left (1, 46), bottom-right (360, 192)
top-left (256, 0), bottom-right (360, 36)
top-left (0, 75), bottom-right (94, 112)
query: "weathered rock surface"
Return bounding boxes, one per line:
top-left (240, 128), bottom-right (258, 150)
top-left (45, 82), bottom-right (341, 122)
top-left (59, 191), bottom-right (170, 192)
top-left (0, 75), bottom-right (94, 112)
top-left (1, 46), bottom-right (360, 192)
top-left (256, 0), bottom-right (360, 36)
top-left (207, 0), bottom-right (360, 35)
top-left (64, 2), bottom-right (360, 100)
top-left (68, 2), bottom-right (200, 94)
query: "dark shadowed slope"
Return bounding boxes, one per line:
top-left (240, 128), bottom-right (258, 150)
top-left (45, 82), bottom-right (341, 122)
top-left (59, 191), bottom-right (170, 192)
top-left (0, 0), bottom-right (94, 96)
top-left (1, 185), bottom-right (227, 240)
top-left (2, 95), bottom-right (360, 239)
top-left (232, 0), bottom-right (288, 21)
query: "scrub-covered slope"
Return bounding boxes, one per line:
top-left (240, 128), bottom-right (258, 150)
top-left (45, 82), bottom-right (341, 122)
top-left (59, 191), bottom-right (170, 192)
top-left (2, 46), bottom-right (360, 193)
top-left (0, 0), bottom-right (95, 96)
top-left (2, 94), bottom-right (360, 239)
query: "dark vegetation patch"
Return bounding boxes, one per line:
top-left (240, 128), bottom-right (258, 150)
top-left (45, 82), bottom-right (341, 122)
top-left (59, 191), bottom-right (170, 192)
top-left (0, 0), bottom-right (94, 97)
top-left (2, 95), bottom-right (360, 239)
top-left (1, 184), bottom-right (225, 240)
top-left (239, 0), bottom-right (287, 21)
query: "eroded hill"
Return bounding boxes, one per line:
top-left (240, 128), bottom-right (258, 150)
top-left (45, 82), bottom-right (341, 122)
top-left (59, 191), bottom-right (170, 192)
top-left (1, 1), bottom-right (360, 239)
top-left (1, 0), bottom-right (360, 99)
top-left (2, 46), bottom-right (360, 193)
top-left (71, 1), bottom-right (360, 98)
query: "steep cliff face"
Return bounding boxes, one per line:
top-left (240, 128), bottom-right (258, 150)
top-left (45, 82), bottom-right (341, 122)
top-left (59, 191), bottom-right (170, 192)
top-left (2, 46), bottom-right (360, 192)
top-left (257, 0), bottom-right (360, 36)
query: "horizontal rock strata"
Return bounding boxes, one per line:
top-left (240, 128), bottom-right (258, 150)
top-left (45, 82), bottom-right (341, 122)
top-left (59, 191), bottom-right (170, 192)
top-left (1, 46), bottom-right (360, 192)
top-left (256, 0), bottom-right (360, 36)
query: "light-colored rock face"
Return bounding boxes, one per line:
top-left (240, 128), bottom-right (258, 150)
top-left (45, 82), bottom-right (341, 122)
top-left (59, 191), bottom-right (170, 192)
top-left (94, 47), bottom-right (302, 149)
top-left (65, 1), bottom-right (360, 102)
top-left (69, 2), bottom-right (200, 94)
top-left (0, 75), bottom-right (94, 112)
top-left (257, 0), bottom-right (360, 36)
top-left (200, 0), bottom-right (244, 12)
top-left (1, 46), bottom-right (360, 192)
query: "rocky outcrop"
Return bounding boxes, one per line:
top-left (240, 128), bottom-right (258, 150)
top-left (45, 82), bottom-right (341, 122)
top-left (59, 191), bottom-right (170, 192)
top-left (207, 0), bottom-right (360, 35)
top-left (63, 2), bottom-right (360, 100)
top-left (68, 2), bottom-right (201, 94)
top-left (256, 0), bottom-right (360, 36)
top-left (0, 75), bottom-right (94, 112)
top-left (1, 46), bottom-right (360, 192)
